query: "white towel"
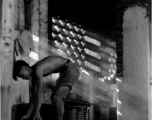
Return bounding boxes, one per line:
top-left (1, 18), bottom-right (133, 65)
top-left (15, 30), bottom-right (35, 55)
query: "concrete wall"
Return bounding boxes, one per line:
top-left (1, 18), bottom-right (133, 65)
top-left (119, 6), bottom-right (150, 120)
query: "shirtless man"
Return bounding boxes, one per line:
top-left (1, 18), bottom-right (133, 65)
top-left (13, 56), bottom-right (80, 120)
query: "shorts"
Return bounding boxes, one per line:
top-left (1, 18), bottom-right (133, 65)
top-left (56, 60), bottom-right (80, 91)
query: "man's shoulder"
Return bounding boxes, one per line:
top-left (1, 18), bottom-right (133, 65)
top-left (32, 63), bottom-right (42, 73)
top-left (46, 56), bottom-right (67, 62)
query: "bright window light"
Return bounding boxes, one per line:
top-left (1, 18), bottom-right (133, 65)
top-left (52, 17), bottom-right (57, 23)
top-left (84, 36), bottom-right (101, 46)
top-left (81, 68), bottom-right (90, 75)
top-left (107, 76), bottom-right (111, 80)
top-left (63, 29), bottom-right (68, 34)
top-left (74, 26), bottom-right (79, 32)
top-left (117, 111), bottom-right (122, 116)
top-left (59, 20), bottom-right (65, 26)
top-left (116, 78), bottom-right (122, 82)
top-left (99, 78), bottom-right (104, 82)
top-left (29, 51), bottom-right (39, 61)
top-left (84, 61), bottom-right (100, 72)
top-left (84, 48), bottom-right (101, 59)
top-left (116, 88), bottom-right (119, 92)
top-left (117, 100), bottom-right (122, 104)
top-left (32, 35), bottom-right (39, 42)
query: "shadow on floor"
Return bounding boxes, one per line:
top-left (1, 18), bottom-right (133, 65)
top-left (12, 99), bottom-right (92, 120)
top-left (12, 103), bottom-right (56, 120)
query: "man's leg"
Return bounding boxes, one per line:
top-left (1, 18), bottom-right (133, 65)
top-left (51, 86), bottom-right (70, 120)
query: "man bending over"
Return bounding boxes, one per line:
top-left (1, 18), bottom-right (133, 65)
top-left (13, 56), bottom-right (80, 120)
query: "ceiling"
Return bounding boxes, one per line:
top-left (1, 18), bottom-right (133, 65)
top-left (49, 0), bottom-right (117, 39)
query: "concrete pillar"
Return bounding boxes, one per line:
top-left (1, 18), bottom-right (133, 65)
top-left (119, 6), bottom-right (150, 120)
top-left (0, 0), bottom-right (15, 120)
top-left (149, 22), bottom-right (152, 120)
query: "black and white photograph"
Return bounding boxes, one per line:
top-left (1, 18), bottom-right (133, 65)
top-left (0, 0), bottom-right (151, 120)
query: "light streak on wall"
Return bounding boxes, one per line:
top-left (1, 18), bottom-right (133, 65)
top-left (29, 51), bottom-right (39, 61)
top-left (32, 35), bottom-right (39, 42)
top-left (83, 35), bottom-right (101, 47)
top-left (84, 48), bottom-right (101, 59)
top-left (80, 67), bottom-right (90, 75)
top-left (84, 61), bottom-right (101, 72)
top-left (117, 99), bottom-right (122, 104)
top-left (116, 77), bottom-right (123, 118)
top-left (116, 78), bottom-right (122, 82)
top-left (50, 17), bottom-right (117, 118)
top-left (117, 111), bottom-right (122, 116)
top-left (99, 46), bottom-right (116, 56)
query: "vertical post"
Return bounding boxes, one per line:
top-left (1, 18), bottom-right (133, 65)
top-left (39, 0), bottom-right (48, 59)
top-left (149, 21), bottom-right (152, 120)
top-left (122, 6), bottom-right (150, 120)
top-left (0, 0), bottom-right (2, 119)
top-left (0, 0), bottom-right (15, 120)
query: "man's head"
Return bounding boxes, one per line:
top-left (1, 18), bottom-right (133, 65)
top-left (13, 60), bottom-right (32, 81)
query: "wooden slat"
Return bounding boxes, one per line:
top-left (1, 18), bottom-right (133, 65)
top-left (1, 0), bottom-right (15, 120)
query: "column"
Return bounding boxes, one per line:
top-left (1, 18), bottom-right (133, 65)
top-left (0, 0), bottom-right (15, 120)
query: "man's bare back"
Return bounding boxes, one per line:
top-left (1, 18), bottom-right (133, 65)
top-left (33, 56), bottom-right (68, 77)
top-left (13, 56), bottom-right (80, 120)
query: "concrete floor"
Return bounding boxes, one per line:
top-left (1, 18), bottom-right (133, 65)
top-left (12, 103), bottom-right (56, 120)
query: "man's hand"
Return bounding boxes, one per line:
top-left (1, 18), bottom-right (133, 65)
top-left (21, 114), bottom-right (30, 120)
top-left (33, 112), bottom-right (42, 120)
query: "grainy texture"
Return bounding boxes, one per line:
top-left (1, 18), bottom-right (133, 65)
top-left (39, 0), bottom-right (48, 59)
top-left (1, 0), bottom-right (15, 120)
top-left (119, 6), bottom-right (150, 120)
top-left (14, 0), bottom-right (25, 30)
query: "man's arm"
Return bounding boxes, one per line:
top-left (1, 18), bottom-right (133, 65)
top-left (33, 68), bottom-right (44, 116)
top-left (21, 81), bottom-right (37, 120)
top-left (26, 81), bottom-right (37, 116)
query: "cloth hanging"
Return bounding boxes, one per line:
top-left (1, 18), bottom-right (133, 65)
top-left (15, 30), bottom-right (35, 56)
top-left (14, 39), bottom-right (24, 56)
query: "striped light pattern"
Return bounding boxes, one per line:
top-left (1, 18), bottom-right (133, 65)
top-left (51, 16), bottom-right (116, 83)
